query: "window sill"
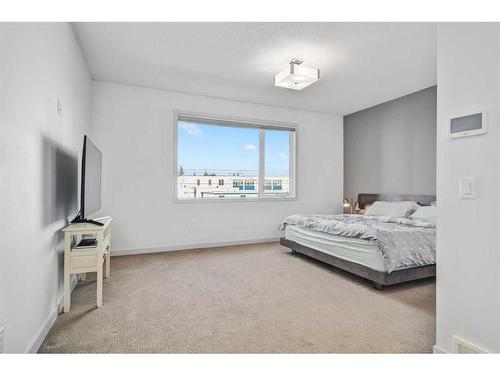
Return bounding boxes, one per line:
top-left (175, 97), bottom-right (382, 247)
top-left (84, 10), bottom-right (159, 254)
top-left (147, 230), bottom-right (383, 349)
top-left (174, 196), bottom-right (298, 204)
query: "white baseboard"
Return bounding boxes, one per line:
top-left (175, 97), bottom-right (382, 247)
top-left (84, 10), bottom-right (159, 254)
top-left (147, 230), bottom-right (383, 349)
top-left (27, 305), bottom-right (58, 353)
top-left (111, 237), bottom-right (281, 257)
top-left (433, 345), bottom-right (447, 354)
top-left (27, 274), bottom-right (78, 353)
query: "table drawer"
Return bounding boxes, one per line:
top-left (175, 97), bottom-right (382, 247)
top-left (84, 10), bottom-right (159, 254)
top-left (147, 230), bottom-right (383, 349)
top-left (71, 254), bottom-right (97, 269)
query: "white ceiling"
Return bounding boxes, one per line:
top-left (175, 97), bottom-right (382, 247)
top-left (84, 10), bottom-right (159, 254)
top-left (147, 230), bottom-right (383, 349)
top-left (73, 23), bottom-right (437, 115)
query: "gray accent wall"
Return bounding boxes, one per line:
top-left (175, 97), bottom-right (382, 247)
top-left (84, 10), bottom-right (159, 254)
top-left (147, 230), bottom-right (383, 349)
top-left (344, 86), bottom-right (436, 202)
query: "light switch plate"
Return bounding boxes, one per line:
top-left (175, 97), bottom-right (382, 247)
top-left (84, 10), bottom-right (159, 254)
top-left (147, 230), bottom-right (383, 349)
top-left (460, 177), bottom-right (477, 199)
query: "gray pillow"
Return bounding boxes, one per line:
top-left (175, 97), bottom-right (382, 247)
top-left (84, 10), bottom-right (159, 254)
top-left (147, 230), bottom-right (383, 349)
top-left (410, 206), bottom-right (437, 223)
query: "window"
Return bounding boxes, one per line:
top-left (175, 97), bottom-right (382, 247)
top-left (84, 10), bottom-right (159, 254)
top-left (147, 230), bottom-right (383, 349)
top-left (176, 112), bottom-right (295, 200)
top-left (264, 129), bottom-right (291, 196)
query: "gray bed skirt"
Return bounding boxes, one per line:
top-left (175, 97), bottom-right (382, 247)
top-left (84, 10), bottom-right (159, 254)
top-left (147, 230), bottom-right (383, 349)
top-left (280, 237), bottom-right (436, 290)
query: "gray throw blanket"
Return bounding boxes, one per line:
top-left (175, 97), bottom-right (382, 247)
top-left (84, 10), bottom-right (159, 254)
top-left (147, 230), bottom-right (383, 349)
top-left (279, 214), bottom-right (436, 272)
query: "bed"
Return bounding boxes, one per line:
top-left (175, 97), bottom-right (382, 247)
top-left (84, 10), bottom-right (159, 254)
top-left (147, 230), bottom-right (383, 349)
top-left (279, 193), bottom-right (436, 290)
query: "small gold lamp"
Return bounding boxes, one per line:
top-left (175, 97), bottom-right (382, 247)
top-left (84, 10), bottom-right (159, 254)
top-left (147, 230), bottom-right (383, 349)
top-left (343, 198), bottom-right (353, 214)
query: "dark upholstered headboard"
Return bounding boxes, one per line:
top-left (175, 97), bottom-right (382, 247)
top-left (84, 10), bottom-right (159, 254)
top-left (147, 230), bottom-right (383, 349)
top-left (357, 193), bottom-right (436, 209)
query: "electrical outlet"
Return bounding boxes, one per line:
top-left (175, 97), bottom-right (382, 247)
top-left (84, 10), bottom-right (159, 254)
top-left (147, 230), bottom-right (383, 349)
top-left (0, 326), bottom-right (4, 353)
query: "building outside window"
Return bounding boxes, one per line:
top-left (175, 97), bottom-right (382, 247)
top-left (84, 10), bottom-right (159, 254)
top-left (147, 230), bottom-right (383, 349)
top-left (272, 179), bottom-right (282, 191)
top-left (233, 179), bottom-right (244, 190)
top-left (244, 180), bottom-right (255, 191)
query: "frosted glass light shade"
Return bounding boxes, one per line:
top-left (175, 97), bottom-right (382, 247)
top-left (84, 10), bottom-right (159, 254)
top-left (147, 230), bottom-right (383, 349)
top-left (274, 62), bottom-right (320, 91)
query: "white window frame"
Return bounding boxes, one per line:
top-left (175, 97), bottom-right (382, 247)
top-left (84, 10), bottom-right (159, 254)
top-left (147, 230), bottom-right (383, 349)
top-left (173, 110), bottom-right (297, 203)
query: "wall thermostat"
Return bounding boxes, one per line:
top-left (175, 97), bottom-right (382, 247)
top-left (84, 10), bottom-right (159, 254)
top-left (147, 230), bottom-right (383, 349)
top-left (449, 111), bottom-right (487, 138)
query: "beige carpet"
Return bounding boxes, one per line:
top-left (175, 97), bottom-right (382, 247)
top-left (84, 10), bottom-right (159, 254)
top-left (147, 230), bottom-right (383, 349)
top-left (39, 242), bottom-right (435, 353)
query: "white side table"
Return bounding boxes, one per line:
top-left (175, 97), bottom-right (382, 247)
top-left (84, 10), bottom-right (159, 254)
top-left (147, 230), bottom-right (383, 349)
top-left (62, 216), bottom-right (112, 312)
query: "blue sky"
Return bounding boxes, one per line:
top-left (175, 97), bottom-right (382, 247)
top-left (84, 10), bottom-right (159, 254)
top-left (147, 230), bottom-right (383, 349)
top-left (178, 121), bottom-right (289, 176)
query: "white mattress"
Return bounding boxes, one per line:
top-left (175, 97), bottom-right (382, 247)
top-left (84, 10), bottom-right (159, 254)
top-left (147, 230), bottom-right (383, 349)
top-left (284, 225), bottom-right (387, 272)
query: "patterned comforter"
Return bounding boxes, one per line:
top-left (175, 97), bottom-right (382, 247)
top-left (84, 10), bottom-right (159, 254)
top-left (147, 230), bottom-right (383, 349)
top-left (279, 214), bottom-right (436, 273)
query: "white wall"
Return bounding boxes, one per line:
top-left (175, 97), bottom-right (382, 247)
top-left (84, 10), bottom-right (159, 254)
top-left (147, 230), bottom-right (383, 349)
top-left (436, 23), bottom-right (500, 353)
top-left (0, 23), bottom-right (91, 352)
top-left (91, 81), bottom-right (343, 253)
top-left (344, 86), bottom-right (436, 200)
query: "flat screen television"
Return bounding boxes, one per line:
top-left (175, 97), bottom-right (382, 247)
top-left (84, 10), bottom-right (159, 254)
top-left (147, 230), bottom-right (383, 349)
top-left (71, 135), bottom-right (103, 226)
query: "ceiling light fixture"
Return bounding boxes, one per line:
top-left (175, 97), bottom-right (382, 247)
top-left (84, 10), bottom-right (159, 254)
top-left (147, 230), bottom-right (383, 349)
top-left (274, 58), bottom-right (320, 91)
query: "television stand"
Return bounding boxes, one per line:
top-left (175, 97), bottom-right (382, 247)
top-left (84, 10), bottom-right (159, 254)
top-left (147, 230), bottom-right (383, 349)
top-left (62, 216), bottom-right (112, 312)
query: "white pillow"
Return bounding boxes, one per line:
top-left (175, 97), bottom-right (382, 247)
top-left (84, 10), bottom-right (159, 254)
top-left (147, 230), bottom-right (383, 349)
top-left (364, 201), bottom-right (419, 218)
top-left (409, 205), bottom-right (437, 223)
